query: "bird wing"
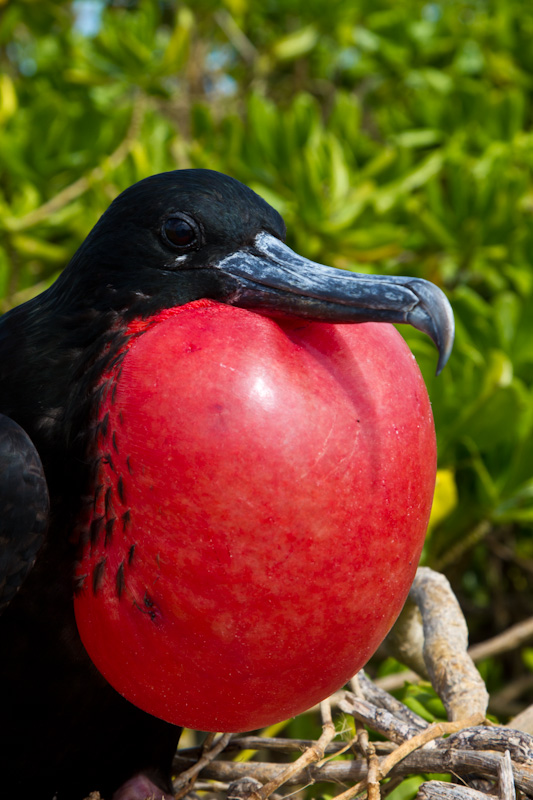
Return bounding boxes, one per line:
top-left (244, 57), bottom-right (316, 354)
top-left (0, 414), bottom-right (49, 612)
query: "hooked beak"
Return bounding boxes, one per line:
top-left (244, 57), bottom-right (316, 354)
top-left (215, 232), bottom-right (454, 374)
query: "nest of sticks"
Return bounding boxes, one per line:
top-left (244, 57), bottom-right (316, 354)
top-left (86, 568), bottom-right (533, 800)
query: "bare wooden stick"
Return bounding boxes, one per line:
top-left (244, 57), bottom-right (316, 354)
top-left (348, 682), bottom-right (381, 800)
top-left (173, 732), bottom-right (233, 797)
top-left (357, 671), bottom-right (428, 731)
top-left (326, 773), bottom-right (367, 800)
top-left (378, 715), bottom-right (487, 778)
top-left (507, 704), bottom-right (533, 735)
top-left (339, 695), bottom-right (428, 743)
top-left (382, 599), bottom-right (428, 679)
top-left (180, 737), bottom-right (395, 758)
top-left (468, 616), bottom-right (533, 662)
top-left (247, 700), bottom-right (337, 800)
top-left (227, 776), bottom-right (264, 800)
top-left (194, 780), bottom-right (230, 792)
top-left (436, 725), bottom-right (533, 764)
top-left (173, 748), bottom-right (533, 795)
top-left (378, 615), bottom-right (533, 695)
top-left (367, 742), bottom-right (381, 800)
top-left (498, 750), bottom-right (515, 800)
top-left (416, 781), bottom-right (492, 800)
top-left (409, 568), bottom-right (489, 720)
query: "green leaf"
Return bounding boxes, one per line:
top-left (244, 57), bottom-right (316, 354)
top-left (272, 25), bottom-right (318, 61)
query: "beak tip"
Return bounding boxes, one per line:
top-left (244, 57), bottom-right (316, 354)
top-left (406, 279), bottom-right (454, 377)
top-left (435, 295), bottom-right (455, 376)
top-left (435, 335), bottom-right (454, 376)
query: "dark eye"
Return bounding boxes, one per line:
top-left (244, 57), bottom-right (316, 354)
top-left (162, 216), bottom-right (199, 250)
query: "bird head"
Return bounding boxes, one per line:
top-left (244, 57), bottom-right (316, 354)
top-left (54, 168), bottom-right (454, 372)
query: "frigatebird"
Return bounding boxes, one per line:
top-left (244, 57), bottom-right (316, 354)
top-left (0, 169), bottom-right (453, 799)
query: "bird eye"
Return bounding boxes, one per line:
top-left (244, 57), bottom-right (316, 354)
top-left (162, 216), bottom-right (199, 250)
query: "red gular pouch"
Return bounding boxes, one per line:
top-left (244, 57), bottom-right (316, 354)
top-left (74, 299), bottom-right (436, 733)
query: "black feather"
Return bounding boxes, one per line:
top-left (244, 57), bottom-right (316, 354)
top-left (0, 169), bottom-right (285, 798)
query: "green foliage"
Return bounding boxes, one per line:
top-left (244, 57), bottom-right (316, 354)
top-left (397, 682), bottom-right (447, 723)
top-left (1, 0), bottom-right (532, 706)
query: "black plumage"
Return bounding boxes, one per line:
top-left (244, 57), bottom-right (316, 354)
top-left (0, 169), bottom-right (453, 799)
top-left (0, 414), bottom-right (48, 612)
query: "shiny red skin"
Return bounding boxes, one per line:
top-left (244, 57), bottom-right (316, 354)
top-left (74, 300), bottom-right (436, 732)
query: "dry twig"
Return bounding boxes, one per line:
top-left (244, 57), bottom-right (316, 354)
top-left (416, 781), bottom-right (493, 800)
top-left (498, 750), bottom-right (516, 800)
top-left (408, 569), bottom-right (489, 720)
top-left (246, 701), bottom-right (337, 800)
top-left (173, 732), bottom-right (233, 798)
top-left (173, 745), bottom-right (533, 793)
top-left (339, 694), bottom-right (426, 743)
top-left (378, 615), bottom-right (533, 695)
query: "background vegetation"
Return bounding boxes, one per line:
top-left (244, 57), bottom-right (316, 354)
top-left (1, 0), bottom-right (532, 743)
